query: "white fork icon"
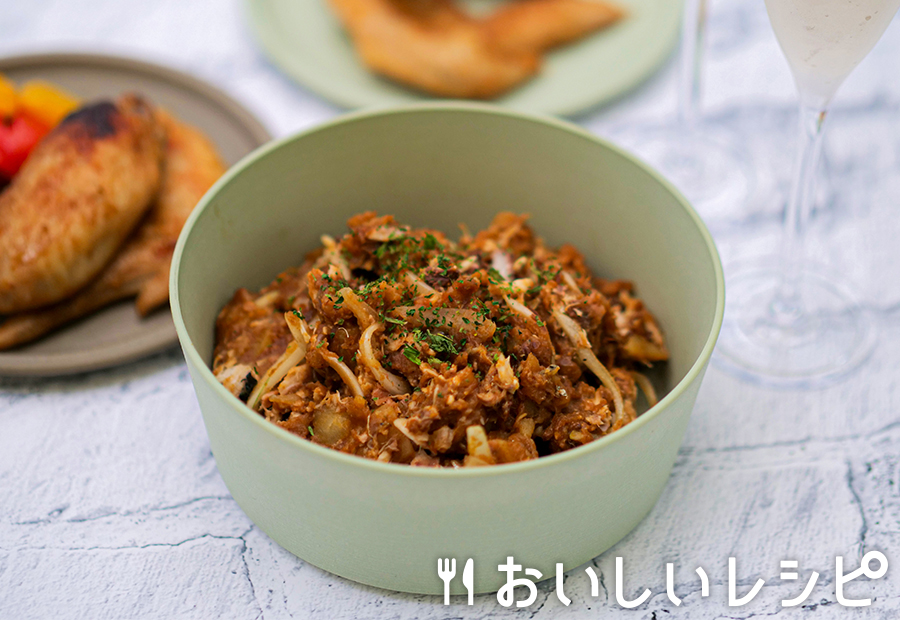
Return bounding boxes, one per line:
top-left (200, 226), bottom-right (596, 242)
top-left (437, 557), bottom-right (456, 604)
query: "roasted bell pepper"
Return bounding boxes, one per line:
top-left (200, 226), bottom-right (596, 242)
top-left (17, 80), bottom-right (79, 128)
top-left (0, 74), bottom-right (16, 119)
top-left (0, 75), bottom-right (80, 181)
top-left (0, 115), bottom-right (49, 179)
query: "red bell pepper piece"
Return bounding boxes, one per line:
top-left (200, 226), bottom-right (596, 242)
top-left (0, 114), bottom-right (49, 179)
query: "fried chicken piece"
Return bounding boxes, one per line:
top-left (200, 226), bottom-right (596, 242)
top-left (484, 0), bottom-right (625, 54)
top-left (123, 109), bottom-right (227, 316)
top-left (328, 0), bottom-right (540, 98)
top-left (328, 0), bottom-right (624, 98)
top-left (0, 95), bottom-right (165, 314)
top-left (0, 111), bottom-right (225, 350)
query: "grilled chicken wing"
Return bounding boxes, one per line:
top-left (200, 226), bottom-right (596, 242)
top-left (484, 0), bottom-right (625, 54)
top-left (328, 0), bottom-right (540, 99)
top-left (0, 110), bottom-right (225, 350)
top-left (116, 109), bottom-right (226, 317)
top-left (328, 0), bottom-right (624, 98)
top-left (0, 95), bottom-right (165, 314)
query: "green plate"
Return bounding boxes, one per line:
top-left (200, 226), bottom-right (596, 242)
top-left (246, 0), bottom-right (682, 116)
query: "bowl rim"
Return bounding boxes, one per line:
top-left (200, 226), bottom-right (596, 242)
top-left (170, 101), bottom-right (725, 479)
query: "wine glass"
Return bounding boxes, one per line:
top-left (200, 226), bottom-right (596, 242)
top-left (715, 0), bottom-right (900, 386)
top-left (612, 0), bottom-right (755, 222)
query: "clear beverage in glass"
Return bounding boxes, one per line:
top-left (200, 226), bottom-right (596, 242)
top-left (716, 0), bottom-right (900, 386)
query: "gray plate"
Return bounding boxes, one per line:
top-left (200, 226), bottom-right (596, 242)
top-left (0, 53), bottom-right (272, 376)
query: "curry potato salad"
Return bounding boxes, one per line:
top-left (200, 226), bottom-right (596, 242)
top-left (213, 212), bottom-right (668, 467)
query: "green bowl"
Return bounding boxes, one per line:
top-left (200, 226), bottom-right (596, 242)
top-left (170, 103), bottom-right (724, 595)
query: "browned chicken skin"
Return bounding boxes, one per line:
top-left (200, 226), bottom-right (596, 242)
top-left (329, 0), bottom-right (539, 99)
top-left (122, 109), bottom-right (226, 316)
top-left (0, 95), bottom-right (165, 314)
top-left (0, 110), bottom-right (226, 350)
top-left (328, 0), bottom-right (625, 98)
top-left (484, 0), bottom-right (625, 54)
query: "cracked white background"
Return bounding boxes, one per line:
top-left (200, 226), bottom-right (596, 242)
top-left (2, 0), bottom-right (900, 618)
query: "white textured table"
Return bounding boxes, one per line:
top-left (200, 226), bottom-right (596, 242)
top-left (2, 1), bottom-right (900, 618)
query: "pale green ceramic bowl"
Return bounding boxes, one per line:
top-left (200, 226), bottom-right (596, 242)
top-left (171, 103), bottom-right (724, 595)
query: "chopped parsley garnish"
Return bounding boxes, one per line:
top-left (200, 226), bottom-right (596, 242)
top-left (403, 346), bottom-right (422, 366)
top-left (426, 332), bottom-right (458, 356)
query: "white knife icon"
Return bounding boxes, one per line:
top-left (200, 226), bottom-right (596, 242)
top-left (462, 558), bottom-right (474, 605)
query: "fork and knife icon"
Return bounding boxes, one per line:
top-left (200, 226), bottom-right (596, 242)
top-left (437, 557), bottom-right (474, 605)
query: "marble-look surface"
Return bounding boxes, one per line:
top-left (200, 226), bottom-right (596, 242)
top-left (2, 1), bottom-right (900, 618)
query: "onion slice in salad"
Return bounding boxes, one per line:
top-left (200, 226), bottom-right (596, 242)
top-left (247, 311), bottom-right (312, 410)
top-left (552, 309), bottom-right (624, 427)
top-left (631, 371), bottom-right (659, 408)
top-left (360, 322), bottom-right (410, 395)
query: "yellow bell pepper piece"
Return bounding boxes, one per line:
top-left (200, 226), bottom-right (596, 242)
top-left (0, 74), bottom-right (17, 118)
top-left (17, 81), bottom-right (80, 127)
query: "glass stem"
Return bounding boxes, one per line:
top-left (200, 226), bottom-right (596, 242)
top-left (677, 0), bottom-right (706, 129)
top-left (772, 103), bottom-right (829, 319)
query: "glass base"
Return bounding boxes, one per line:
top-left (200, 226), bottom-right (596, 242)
top-left (715, 262), bottom-right (876, 388)
top-left (612, 124), bottom-right (755, 223)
